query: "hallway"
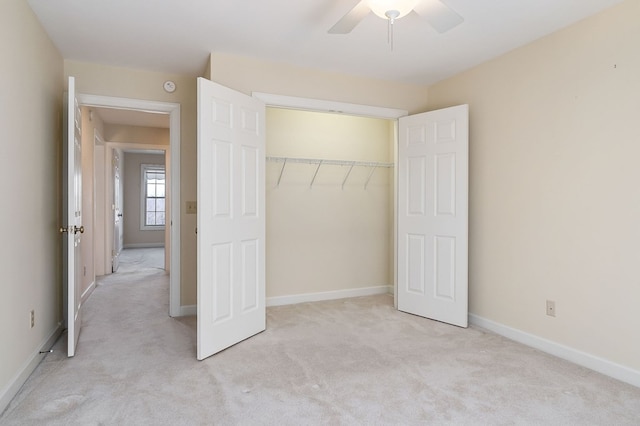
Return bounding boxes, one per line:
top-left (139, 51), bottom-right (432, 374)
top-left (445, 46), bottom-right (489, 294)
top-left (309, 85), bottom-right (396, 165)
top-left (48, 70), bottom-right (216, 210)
top-left (1, 248), bottom-right (197, 424)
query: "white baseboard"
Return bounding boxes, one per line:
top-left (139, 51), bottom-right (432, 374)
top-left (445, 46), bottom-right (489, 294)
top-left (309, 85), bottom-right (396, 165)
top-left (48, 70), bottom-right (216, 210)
top-left (266, 285), bottom-right (393, 307)
top-left (177, 305), bottom-right (196, 316)
top-left (173, 286), bottom-right (392, 316)
top-left (469, 314), bottom-right (640, 389)
top-left (0, 323), bottom-right (63, 415)
top-left (81, 280), bottom-right (95, 304)
top-left (123, 243), bottom-right (165, 249)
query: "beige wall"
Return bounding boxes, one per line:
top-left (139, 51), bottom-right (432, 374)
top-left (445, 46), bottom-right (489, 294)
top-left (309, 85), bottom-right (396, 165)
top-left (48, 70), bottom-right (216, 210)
top-left (0, 0), bottom-right (63, 407)
top-left (80, 106), bottom-right (104, 296)
top-left (104, 124), bottom-right (169, 145)
top-left (64, 60), bottom-right (198, 305)
top-left (208, 52), bottom-right (430, 114)
top-left (266, 108), bottom-right (394, 297)
top-left (427, 0), bottom-right (640, 371)
top-left (123, 152), bottom-right (166, 247)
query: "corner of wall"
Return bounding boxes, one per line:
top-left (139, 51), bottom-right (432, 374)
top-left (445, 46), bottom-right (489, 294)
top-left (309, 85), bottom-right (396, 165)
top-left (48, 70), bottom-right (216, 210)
top-left (202, 53), bottom-right (212, 80)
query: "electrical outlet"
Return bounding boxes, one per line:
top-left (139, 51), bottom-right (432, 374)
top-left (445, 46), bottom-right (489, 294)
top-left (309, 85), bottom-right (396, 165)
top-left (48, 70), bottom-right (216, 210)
top-left (546, 300), bottom-right (556, 317)
top-left (30, 310), bottom-right (35, 328)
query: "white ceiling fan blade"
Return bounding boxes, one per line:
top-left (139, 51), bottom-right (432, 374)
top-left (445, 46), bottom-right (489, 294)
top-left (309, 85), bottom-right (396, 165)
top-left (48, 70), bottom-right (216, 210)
top-left (414, 0), bottom-right (464, 33)
top-left (328, 0), bottom-right (371, 34)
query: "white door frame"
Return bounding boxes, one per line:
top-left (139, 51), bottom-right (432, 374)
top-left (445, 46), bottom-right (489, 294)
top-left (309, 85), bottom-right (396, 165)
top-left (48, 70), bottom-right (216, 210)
top-left (252, 93), bottom-right (407, 120)
top-left (77, 93), bottom-right (182, 317)
top-left (252, 92), bottom-right (408, 306)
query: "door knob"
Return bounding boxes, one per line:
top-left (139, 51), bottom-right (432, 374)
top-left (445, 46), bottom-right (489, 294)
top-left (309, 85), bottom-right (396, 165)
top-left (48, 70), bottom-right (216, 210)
top-left (117, 213), bottom-right (123, 217)
top-left (59, 226), bottom-right (70, 234)
top-left (74, 225), bottom-right (85, 234)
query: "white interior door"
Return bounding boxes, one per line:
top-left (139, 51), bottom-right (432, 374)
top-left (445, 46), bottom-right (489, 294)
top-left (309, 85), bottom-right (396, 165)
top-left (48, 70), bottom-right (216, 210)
top-left (112, 149), bottom-right (123, 272)
top-left (63, 76), bottom-right (83, 356)
top-left (397, 105), bottom-right (469, 327)
top-left (197, 77), bottom-right (266, 360)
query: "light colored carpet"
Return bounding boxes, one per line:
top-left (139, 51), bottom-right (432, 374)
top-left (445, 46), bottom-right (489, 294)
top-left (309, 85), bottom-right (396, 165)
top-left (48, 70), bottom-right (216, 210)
top-left (116, 247), bottom-right (165, 273)
top-left (2, 267), bottom-right (640, 425)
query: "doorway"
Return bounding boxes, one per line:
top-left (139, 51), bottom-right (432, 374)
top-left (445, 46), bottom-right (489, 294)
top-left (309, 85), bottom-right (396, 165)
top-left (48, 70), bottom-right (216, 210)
top-left (115, 149), bottom-right (167, 276)
top-left (264, 107), bottom-right (396, 305)
top-left (77, 94), bottom-right (181, 317)
top-left (255, 92), bottom-right (408, 307)
top-left (89, 110), bottom-right (169, 297)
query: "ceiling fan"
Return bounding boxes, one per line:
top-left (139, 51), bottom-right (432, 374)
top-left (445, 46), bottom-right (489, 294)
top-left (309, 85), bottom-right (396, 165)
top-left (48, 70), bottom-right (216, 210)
top-left (328, 0), bottom-right (464, 35)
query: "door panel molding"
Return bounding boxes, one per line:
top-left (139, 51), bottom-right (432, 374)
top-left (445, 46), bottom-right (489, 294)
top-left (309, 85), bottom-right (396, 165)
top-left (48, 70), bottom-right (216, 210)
top-left (397, 104), bottom-right (469, 327)
top-left (197, 77), bottom-right (266, 360)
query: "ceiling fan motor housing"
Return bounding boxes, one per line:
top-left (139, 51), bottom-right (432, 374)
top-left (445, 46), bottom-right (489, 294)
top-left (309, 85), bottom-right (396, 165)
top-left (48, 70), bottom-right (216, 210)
top-left (369, 0), bottom-right (419, 20)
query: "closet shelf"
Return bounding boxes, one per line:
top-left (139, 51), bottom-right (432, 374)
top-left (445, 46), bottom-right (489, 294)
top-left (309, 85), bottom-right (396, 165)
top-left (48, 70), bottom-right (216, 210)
top-left (266, 156), bottom-right (394, 190)
top-left (266, 156), bottom-right (394, 168)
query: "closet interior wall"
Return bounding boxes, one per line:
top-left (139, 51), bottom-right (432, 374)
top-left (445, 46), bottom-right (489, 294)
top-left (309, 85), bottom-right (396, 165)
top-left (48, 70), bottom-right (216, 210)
top-left (266, 107), bottom-right (395, 298)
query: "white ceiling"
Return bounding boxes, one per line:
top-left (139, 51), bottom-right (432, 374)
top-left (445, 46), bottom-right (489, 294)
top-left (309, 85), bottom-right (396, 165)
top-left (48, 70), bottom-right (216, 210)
top-left (28, 0), bottom-right (623, 86)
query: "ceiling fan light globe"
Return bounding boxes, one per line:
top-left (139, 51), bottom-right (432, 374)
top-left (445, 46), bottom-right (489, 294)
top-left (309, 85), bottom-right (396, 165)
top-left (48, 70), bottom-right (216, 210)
top-left (369, 0), bottom-right (419, 20)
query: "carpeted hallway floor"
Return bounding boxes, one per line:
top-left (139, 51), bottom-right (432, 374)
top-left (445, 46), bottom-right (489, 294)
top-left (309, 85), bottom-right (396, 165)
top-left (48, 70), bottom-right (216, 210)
top-left (2, 249), bottom-right (640, 425)
top-left (116, 247), bottom-right (165, 273)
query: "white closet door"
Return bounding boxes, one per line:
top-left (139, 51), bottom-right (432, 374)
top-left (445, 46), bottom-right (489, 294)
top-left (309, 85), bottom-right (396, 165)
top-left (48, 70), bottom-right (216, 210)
top-left (197, 77), bottom-right (266, 360)
top-left (397, 105), bottom-right (469, 327)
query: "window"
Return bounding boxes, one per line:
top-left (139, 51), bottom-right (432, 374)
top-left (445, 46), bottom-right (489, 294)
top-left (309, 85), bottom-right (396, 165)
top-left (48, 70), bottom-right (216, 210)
top-left (141, 165), bottom-right (165, 230)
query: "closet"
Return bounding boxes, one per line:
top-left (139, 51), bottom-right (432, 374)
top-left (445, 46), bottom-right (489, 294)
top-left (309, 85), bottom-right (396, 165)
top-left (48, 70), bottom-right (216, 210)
top-left (197, 80), bottom-right (467, 360)
top-left (265, 107), bottom-right (395, 300)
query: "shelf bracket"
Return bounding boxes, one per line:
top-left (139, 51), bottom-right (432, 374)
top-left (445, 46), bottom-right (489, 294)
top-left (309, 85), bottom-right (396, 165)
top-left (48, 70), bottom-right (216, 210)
top-left (364, 165), bottom-right (378, 190)
top-left (341, 162), bottom-right (356, 190)
top-left (309, 160), bottom-right (323, 189)
top-left (276, 157), bottom-right (287, 188)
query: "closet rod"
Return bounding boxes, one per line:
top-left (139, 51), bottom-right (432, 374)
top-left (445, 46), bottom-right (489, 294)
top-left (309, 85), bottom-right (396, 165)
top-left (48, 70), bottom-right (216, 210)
top-left (266, 156), bottom-right (394, 168)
